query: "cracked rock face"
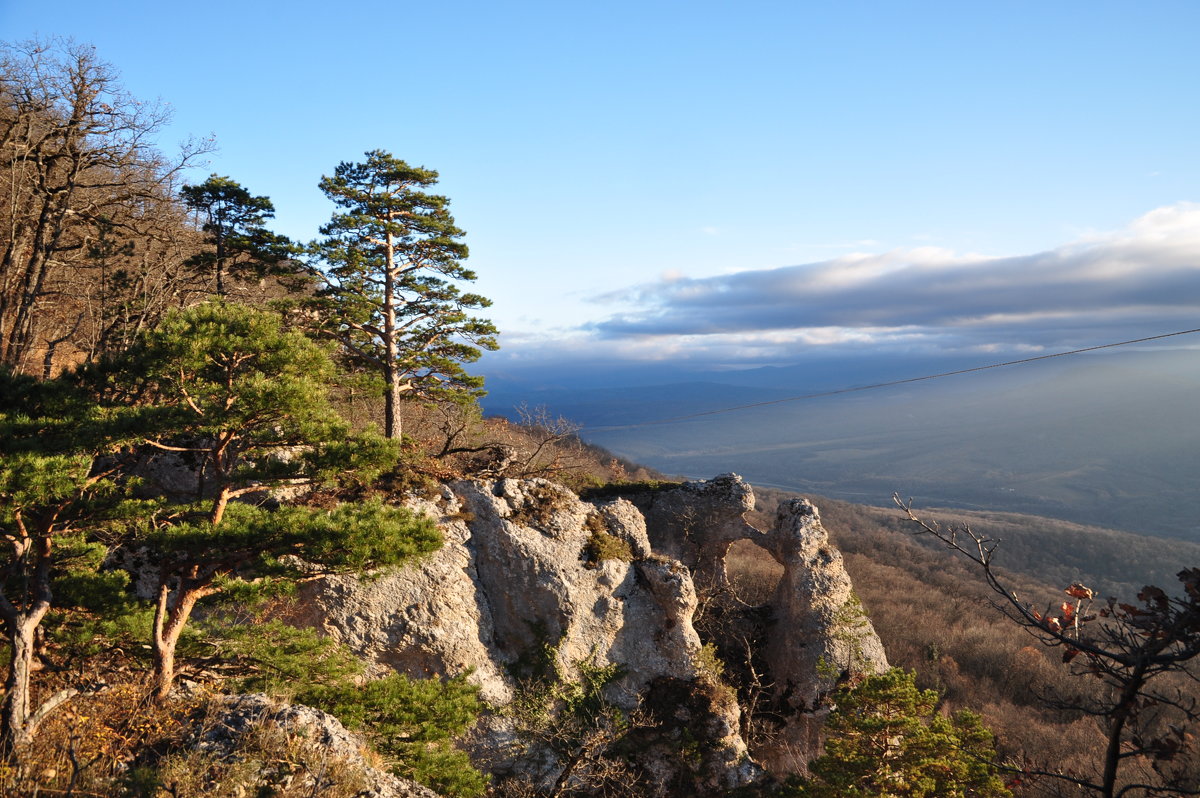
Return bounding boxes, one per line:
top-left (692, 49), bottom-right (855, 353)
top-left (292, 487), bottom-right (514, 705)
top-left (294, 474), bottom-right (886, 789)
top-left (294, 482), bottom-right (704, 709)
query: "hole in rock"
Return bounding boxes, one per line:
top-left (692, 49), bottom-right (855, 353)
top-left (726, 539), bottom-right (783, 606)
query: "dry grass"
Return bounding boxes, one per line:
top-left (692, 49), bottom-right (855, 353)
top-left (2, 679), bottom-right (202, 795)
top-left (142, 718), bottom-right (372, 798)
top-left (331, 394), bottom-right (660, 493)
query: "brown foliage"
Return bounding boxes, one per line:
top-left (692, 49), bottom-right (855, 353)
top-left (727, 488), bottom-right (1194, 796)
top-left (345, 396), bottom-right (662, 493)
top-left (0, 38), bottom-right (212, 375)
top-left (8, 679), bottom-right (378, 796)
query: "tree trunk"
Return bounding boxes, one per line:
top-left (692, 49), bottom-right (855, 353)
top-left (214, 229), bottom-right (226, 297)
top-left (0, 620), bottom-right (38, 755)
top-left (151, 635), bottom-right (177, 703)
top-left (0, 532), bottom-right (53, 756)
top-left (1100, 665), bottom-right (1148, 798)
top-left (382, 214), bottom-right (402, 439)
top-left (210, 486), bottom-right (232, 526)
top-left (385, 371), bottom-right (403, 440)
top-left (151, 576), bottom-right (208, 702)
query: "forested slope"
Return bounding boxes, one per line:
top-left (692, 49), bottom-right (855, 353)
top-left (730, 487), bottom-right (1200, 796)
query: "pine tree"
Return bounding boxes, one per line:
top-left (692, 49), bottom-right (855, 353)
top-left (85, 300), bottom-right (440, 699)
top-left (0, 370), bottom-right (138, 753)
top-left (180, 175), bottom-right (296, 298)
top-left (795, 668), bottom-right (1010, 798)
top-left (310, 150), bottom-right (498, 439)
top-left (301, 671), bottom-right (486, 797)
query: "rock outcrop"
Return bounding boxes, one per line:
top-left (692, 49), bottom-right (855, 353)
top-left (632, 473), bottom-right (763, 592)
top-left (193, 693), bottom-right (439, 797)
top-left (759, 498), bottom-right (889, 772)
top-left (618, 477), bottom-right (889, 773)
top-left (294, 474), bottom-right (887, 792)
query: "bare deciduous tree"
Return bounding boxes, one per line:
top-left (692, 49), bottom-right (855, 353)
top-left (894, 494), bottom-right (1200, 798)
top-left (499, 404), bottom-right (589, 479)
top-left (0, 38), bottom-right (208, 374)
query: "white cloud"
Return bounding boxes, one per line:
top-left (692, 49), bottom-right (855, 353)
top-left (587, 203), bottom-right (1200, 346)
top-left (497, 204), bottom-right (1200, 372)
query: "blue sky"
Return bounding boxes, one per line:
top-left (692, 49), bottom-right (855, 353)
top-left (4, 0), bottom-right (1199, 380)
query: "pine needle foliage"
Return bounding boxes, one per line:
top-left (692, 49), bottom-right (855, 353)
top-left (301, 672), bottom-right (485, 798)
top-left (792, 668), bottom-right (1010, 798)
top-left (180, 174), bottom-right (296, 297)
top-left (197, 619), bottom-right (365, 695)
top-left (76, 301), bottom-right (440, 700)
top-left (0, 368), bottom-right (142, 753)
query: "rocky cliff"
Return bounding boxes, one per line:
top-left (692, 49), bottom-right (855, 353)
top-left (293, 474), bottom-right (887, 794)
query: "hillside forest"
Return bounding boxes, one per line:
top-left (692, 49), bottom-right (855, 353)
top-left (2, 37), bottom-right (1199, 798)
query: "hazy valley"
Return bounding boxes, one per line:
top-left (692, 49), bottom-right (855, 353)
top-left (484, 347), bottom-right (1200, 543)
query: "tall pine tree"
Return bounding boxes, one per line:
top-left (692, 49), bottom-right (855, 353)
top-left (181, 174), bottom-right (295, 297)
top-left (310, 150), bottom-right (497, 439)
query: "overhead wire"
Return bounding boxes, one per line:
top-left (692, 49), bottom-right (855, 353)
top-left (586, 327), bottom-right (1200, 431)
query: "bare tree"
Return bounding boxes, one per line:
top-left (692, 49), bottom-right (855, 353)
top-left (0, 38), bottom-right (208, 374)
top-left (894, 494), bottom-right (1200, 798)
top-left (501, 404), bottom-right (588, 479)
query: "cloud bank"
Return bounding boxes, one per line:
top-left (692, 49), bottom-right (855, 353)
top-left (488, 204), bottom-right (1200, 375)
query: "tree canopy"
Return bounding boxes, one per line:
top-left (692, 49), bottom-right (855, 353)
top-left (0, 38), bottom-right (208, 374)
top-left (181, 174), bottom-right (296, 297)
top-left (82, 300), bottom-right (440, 700)
top-left (0, 369), bottom-right (138, 752)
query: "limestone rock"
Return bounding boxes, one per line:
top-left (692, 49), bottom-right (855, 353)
top-left (293, 473), bottom-right (887, 790)
top-left (758, 498), bottom-right (889, 772)
top-left (295, 478), bottom-right (751, 794)
top-left (294, 486), bottom-right (513, 705)
top-left (611, 475), bottom-right (889, 770)
top-left (194, 693), bottom-right (440, 797)
top-left (633, 473), bottom-right (763, 592)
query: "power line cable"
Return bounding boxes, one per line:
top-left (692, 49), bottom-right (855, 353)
top-left (587, 327), bottom-right (1200, 431)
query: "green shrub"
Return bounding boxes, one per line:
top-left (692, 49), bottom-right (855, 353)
top-left (300, 672), bottom-right (486, 798)
top-left (187, 618), bottom-right (486, 798)
top-left (788, 668), bottom-right (1010, 798)
top-left (582, 514), bottom-right (634, 565)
